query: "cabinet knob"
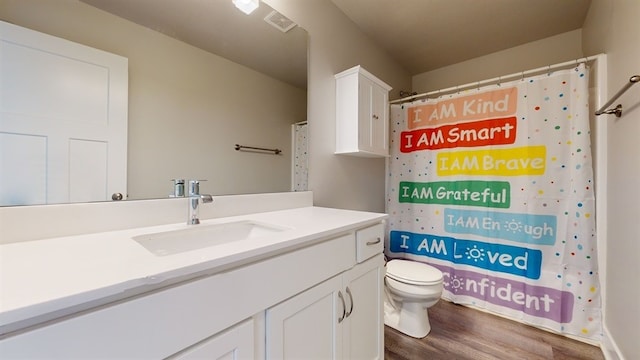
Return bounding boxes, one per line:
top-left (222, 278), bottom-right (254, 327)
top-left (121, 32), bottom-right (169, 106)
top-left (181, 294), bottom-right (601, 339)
top-left (372, 114), bottom-right (379, 119)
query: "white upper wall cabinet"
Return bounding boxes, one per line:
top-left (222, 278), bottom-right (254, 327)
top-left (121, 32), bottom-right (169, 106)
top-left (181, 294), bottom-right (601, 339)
top-left (335, 66), bottom-right (392, 157)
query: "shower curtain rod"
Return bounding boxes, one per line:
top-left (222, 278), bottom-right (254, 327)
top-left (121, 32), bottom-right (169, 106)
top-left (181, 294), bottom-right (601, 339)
top-left (389, 54), bottom-right (604, 104)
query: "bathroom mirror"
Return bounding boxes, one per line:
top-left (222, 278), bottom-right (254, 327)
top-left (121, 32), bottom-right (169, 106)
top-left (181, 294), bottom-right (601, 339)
top-left (0, 0), bottom-right (308, 206)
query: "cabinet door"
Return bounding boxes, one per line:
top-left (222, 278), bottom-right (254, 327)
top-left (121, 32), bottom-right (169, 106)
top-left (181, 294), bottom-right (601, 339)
top-left (358, 74), bottom-right (375, 154)
top-left (266, 254), bottom-right (384, 360)
top-left (342, 254), bottom-right (385, 360)
top-left (357, 75), bottom-right (388, 156)
top-left (370, 83), bottom-right (389, 155)
top-left (266, 275), bottom-right (343, 359)
top-left (169, 319), bottom-right (254, 360)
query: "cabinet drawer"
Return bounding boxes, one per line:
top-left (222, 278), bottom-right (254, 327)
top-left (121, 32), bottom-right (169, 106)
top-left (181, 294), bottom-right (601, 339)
top-left (356, 223), bottom-right (384, 263)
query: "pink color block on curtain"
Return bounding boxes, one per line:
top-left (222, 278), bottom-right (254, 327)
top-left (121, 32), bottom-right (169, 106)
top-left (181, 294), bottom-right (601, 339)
top-left (386, 64), bottom-right (602, 342)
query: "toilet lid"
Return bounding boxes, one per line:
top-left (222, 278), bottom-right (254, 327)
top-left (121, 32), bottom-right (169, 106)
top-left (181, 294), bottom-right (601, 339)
top-left (386, 259), bottom-right (443, 285)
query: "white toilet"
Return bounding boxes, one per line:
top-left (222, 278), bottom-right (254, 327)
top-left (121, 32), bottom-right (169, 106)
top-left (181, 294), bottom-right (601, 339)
top-left (384, 259), bottom-right (444, 338)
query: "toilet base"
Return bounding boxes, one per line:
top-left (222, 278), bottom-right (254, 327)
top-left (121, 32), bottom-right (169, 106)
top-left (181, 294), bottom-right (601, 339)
top-left (384, 300), bottom-right (432, 338)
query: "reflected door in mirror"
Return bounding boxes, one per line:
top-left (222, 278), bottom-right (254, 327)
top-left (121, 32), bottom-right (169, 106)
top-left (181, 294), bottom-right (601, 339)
top-left (0, 21), bottom-right (128, 206)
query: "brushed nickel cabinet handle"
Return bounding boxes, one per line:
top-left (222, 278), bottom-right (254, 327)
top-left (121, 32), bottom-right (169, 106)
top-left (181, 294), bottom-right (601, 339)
top-left (338, 290), bottom-right (346, 323)
top-left (366, 237), bottom-right (381, 246)
top-left (345, 287), bottom-right (354, 318)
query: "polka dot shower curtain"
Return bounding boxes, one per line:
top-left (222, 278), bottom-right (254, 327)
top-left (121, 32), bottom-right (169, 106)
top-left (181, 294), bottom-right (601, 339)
top-left (386, 64), bottom-right (602, 342)
top-left (292, 122), bottom-right (308, 191)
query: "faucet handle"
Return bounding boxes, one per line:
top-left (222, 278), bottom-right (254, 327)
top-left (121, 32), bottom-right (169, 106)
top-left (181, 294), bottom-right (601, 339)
top-left (188, 179), bottom-right (207, 196)
top-left (170, 179), bottom-right (185, 197)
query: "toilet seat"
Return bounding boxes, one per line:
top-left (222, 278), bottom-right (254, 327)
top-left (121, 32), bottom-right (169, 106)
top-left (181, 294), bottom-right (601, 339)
top-left (386, 259), bottom-right (443, 286)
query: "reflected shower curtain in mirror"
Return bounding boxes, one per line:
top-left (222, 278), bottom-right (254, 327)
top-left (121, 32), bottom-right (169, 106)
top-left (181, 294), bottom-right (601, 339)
top-left (292, 122), bottom-right (308, 191)
top-left (386, 64), bottom-right (602, 341)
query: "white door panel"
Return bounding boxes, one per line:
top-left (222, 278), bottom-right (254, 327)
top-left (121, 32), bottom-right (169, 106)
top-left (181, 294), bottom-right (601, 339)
top-left (1, 40), bottom-right (110, 123)
top-left (69, 139), bottom-right (108, 203)
top-left (0, 132), bottom-right (47, 205)
top-left (0, 20), bottom-right (128, 205)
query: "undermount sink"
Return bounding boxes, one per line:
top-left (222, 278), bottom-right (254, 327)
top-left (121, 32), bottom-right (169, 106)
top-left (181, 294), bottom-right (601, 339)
top-left (133, 220), bottom-right (289, 256)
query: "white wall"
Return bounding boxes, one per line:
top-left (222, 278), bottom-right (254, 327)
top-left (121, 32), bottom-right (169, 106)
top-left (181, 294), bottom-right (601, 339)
top-left (582, 1), bottom-right (640, 359)
top-left (265, 0), bottom-right (412, 213)
top-left (0, 0), bottom-right (306, 199)
top-left (412, 29), bottom-right (584, 93)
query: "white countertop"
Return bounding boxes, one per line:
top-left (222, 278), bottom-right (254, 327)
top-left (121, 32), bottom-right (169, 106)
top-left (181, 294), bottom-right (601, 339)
top-left (0, 206), bottom-right (387, 335)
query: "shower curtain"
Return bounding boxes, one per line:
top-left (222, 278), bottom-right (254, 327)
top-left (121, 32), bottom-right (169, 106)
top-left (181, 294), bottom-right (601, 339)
top-left (292, 122), bottom-right (308, 191)
top-left (387, 64), bottom-right (602, 341)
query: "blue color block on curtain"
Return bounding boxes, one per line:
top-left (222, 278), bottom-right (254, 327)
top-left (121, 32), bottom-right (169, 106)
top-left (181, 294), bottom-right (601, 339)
top-left (386, 64), bottom-right (602, 341)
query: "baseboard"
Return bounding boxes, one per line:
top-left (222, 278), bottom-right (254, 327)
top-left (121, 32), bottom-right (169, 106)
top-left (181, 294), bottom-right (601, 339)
top-left (601, 325), bottom-right (625, 360)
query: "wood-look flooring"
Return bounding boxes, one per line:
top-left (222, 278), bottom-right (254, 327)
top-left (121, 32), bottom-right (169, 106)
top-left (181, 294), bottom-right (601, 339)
top-left (384, 300), bottom-right (604, 360)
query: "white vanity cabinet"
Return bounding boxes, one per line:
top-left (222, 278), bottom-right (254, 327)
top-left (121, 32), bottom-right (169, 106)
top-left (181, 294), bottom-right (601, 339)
top-left (169, 319), bottom-right (254, 360)
top-left (266, 272), bottom-right (343, 359)
top-left (266, 225), bottom-right (384, 360)
top-left (335, 65), bottom-right (392, 157)
top-left (342, 254), bottom-right (385, 359)
top-left (0, 218), bottom-right (385, 360)
top-left (0, 260), bottom-right (268, 359)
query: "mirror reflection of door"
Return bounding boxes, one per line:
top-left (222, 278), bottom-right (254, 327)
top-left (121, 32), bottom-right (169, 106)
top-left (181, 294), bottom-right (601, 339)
top-left (0, 21), bottom-right (128, 206)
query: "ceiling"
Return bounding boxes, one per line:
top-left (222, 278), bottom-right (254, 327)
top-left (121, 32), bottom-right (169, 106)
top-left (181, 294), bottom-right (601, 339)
top-left (331, 0), bottom-right (592, 75)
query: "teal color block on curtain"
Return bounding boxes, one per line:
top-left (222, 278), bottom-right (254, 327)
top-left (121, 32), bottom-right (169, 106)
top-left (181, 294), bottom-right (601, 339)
top-left (387, 64), bottom-right (602, 341)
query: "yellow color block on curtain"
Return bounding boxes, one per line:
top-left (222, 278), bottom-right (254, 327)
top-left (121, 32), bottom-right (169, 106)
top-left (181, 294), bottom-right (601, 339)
top-left (386, 64), bottom-right (602, 342)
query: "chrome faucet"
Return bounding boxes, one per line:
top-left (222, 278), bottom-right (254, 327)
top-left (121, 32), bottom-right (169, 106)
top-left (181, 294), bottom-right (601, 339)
top-left (188, 180), bottom-right (213, 225)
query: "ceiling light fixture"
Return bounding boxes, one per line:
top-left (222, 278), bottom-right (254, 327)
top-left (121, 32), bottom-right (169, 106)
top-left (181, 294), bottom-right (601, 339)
top-left (233, 0), bottom-right (259, 15)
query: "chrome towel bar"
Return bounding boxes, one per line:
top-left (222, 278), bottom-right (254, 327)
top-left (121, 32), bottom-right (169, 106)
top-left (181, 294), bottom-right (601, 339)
top-left (595, 74), bottom-right (639, 117)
